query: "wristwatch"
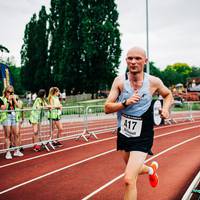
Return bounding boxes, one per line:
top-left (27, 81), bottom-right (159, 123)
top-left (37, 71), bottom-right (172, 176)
top-left (122, 99), bottom-right (128, 107)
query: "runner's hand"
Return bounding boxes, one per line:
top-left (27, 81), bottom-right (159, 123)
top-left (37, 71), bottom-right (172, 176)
top-left (126, 92), bottom-right (141, 106)
top-left (159, 108), bottom-right (169, 119)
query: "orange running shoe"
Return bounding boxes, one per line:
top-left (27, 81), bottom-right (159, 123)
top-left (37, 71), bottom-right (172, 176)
top-left (149, 161), bottom-right (159, 187)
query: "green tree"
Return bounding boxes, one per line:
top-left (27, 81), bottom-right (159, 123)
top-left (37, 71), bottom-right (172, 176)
top-left (58, 0), bottom-right (82, 94)
top-left (162, 63), bottom-right (192, 87)
top-left (21, 14), bottom-right (38, 92)
top-left (189, 66), bottom-right (200, 78)
top-left (79, 0), bottom-right (121, 96)
top-left (21, 6), bottom-right (49, 92)
top-left (149, 61), bottom-right (163, 80)
top-left (48, 0), bottom-right (67, 89)
top-left (34, 6), bottom-right (49, 91)
top-left (21, 0), bottom-right (121, 95)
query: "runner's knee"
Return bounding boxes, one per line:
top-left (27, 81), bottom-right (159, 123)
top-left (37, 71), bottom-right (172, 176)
top-left (124, 174), bottom-right (137, 186)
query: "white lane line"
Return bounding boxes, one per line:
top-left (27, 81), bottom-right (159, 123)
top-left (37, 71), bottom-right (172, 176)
top-left (155, 120), bottom-right (200, 129)
top-left (0, 128), bottom-right (199, 195)
top-left (0, 120), bottom-right (199, 145)
top-left (0, 149), bottom-right (116, 195)
top-left (0, 136), bottom-right (116, 169)
top-left (0, 119), bottom-right (198, 140)
top-left (1, 125), bottom-right (199, 169)
top-left (155, 125), bottom-right (200, 138)
top-left (81, 134), bottom-right (200, 200)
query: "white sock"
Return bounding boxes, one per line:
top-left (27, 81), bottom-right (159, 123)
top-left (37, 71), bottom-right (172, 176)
top-left (148, 167), bottom-right (154, 175)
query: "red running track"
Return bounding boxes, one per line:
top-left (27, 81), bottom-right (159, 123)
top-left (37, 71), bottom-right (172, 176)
top-left (0, 121), bottom-right (200, 200)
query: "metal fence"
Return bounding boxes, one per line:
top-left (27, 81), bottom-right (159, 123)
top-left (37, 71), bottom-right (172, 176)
top-left (168, 101), bottom-right (200, 124)
top-left (76, 105), bottom-right (116, 141)
top-left (0, 102), bottom-right (200, 153)
top-left (0, 105), bottom-right (116, 153)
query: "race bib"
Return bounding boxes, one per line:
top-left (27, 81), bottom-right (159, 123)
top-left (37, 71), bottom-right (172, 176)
top-left (121, 114), bottom-right (142, 137)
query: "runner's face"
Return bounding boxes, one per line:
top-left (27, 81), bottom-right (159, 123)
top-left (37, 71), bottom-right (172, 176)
top-left (126, 49), bottom-right (147, 74)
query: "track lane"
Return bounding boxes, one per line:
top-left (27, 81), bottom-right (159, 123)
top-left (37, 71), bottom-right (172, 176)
top-left (0, 136), bottom-right (116, 191)
top-left (0, 120), bottom-right (199, 148)
top-left (1, 120), bottom-right (200, 167)
top-left (0, 122), bottom-right (198, 199)
top-left (1, 123), bottom-right (199, 185)
top-left (91, 136), bottom-right (200, 200)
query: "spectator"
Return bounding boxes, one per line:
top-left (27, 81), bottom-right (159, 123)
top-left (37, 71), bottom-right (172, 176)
top-left (0, 85), bottom-right (23, 159)
top-left (15, 95), bottom-right (25, 151)
top-left (29, 89), bottom-right (50, 152)
top-left (48, 87), bottom-right (63, 147)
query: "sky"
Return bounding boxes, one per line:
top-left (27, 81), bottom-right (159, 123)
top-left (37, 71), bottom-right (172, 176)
top-left (0, 0), bottom-right (200, 75)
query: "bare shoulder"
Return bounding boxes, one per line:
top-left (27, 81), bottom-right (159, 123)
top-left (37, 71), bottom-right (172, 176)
top-left (149, 75), bottom-right (165, 91)
top-left (148, 74), bottom-right (168, 94)
top-left (148, 74), bottom-right (162, 86)
top-left (115, 74), bottom-right (124, 83)
top-left (113, 74), bottom-right (124, 90)
top-left (106, 74), bottom-right (125, 103)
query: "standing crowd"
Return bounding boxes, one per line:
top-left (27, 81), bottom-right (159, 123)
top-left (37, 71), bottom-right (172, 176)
top-left (0, 86), bottom-right (63, 160)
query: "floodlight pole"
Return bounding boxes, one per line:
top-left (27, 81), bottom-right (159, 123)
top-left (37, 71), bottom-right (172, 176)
top-left (146, 0), bottom-right (150, 74)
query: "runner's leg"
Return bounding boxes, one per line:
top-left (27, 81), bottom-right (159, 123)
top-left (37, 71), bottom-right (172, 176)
top-left (123, 151), bottom-right (147, 200)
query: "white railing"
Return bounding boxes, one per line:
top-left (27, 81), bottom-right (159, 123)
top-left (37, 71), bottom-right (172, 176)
top-left (0, 102), bottom-right (200, 153)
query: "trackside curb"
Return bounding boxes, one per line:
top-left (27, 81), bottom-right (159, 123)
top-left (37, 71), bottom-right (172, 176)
top-left (181, 171), bottom-right (200, 200)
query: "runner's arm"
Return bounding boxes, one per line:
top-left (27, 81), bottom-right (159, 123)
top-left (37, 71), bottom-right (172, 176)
top-left (104, 77), bottom-right (125, 114)
top-left (154, 77), bottom-right (174, 118)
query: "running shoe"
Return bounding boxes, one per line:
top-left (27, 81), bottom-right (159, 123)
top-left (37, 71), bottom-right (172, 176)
top-left (5, 151), bottom-right (12, 159)
top-left (149, 161), bottom-right (159, 187)
top-left (13, 149), bottom-right (24, 157)
top-left (33, 145), bottom-right (41, 152)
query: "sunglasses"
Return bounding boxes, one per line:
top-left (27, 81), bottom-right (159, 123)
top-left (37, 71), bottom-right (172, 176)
top-left (7, 91), bottom-right (13, 94)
